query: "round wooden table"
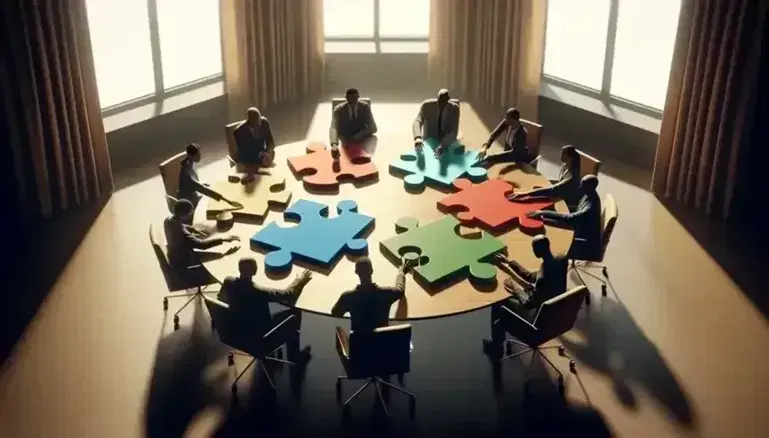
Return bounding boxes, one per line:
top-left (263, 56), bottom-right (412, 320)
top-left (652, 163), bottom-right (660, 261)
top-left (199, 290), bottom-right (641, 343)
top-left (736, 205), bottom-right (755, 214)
top-left (194, 135), bottom-right (573, 320)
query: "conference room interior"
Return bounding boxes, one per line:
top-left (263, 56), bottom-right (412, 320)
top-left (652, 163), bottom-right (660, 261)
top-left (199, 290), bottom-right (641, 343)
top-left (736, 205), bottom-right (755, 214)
top-left (2, 0), bottom-right (769, 437)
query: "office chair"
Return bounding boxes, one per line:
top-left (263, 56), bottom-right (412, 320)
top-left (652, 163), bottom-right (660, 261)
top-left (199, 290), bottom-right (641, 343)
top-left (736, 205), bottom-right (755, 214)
top-left (576, 149), bottom-right (602, 177)
top-left (569, 194), bottom-right (619, 304)
top-left (158, 152), bottom-right (187, 214)
top-left (335, 324), bottom-right (416, 418)
top-left (149, 223), bottom-right (217, 330)
top-left (224, 120), bottom-right (241, 169)
top-left (205, 297), bottom-right (299, 396)
top-left (495, 286), bottom-right (588, 395)
top-left (520, 119), bottom-right (543, 169)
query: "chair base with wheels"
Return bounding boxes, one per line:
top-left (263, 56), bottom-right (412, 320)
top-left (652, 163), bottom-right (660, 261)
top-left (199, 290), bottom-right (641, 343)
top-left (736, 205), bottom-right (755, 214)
top-left (227, 346), bottom-right (293, 395)
top-left (500, 339), bottom-right (575, 396)
top-left (163, 282), bottom-right (216, 330)
top-left (569, 260), bottom-right (609, 305)
top-left (336, 374), bottom-right (415, 418)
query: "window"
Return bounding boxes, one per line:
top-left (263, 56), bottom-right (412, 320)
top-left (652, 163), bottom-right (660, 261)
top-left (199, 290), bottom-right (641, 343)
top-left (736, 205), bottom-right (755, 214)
top-left (543, 0), bottom-right (682, 112)
top-left (323, 0), bottom-right (429, 54)
top-left (86, 0), bottom-right (223, 113)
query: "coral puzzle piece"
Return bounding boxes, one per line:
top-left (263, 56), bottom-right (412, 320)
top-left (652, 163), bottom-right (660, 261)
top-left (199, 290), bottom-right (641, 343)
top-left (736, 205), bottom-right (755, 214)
top-left (287, 142), bottom-right (378, 189)
top-left (251, 199), bottom-right (375, 271)
top-left (437, 179), bottom-right (555, 232)
top-left (379, 216), bottom-right (506, 286)
top-left (206, 173), bottom-right (291, 219)
top-left (389, 138), bottom-right (487, 191)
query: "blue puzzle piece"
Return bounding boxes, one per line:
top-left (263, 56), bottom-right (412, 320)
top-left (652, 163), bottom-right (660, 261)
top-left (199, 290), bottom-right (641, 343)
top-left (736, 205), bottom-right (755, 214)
top-left (389, 138), bottom-right (487, 191)
top-left (251, 199), bottom-right (375, 271)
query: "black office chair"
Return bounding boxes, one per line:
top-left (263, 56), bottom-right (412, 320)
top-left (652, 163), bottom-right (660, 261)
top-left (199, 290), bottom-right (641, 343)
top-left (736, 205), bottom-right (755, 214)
top-left (205, 297), bottom-right (300, 398)
top-left (494, 286), bottom-right (588, 395)
top-left (569, 194), bottom-right (618, 305)
top-left (335, 324), bottom-right (416, 418)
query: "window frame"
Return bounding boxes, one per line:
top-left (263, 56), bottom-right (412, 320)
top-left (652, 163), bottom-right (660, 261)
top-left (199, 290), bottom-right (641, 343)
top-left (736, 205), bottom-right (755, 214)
top-left (323, 0), bottom-right (429, 54)
top-left (98, 0), bottom-right (223, 116)
top-left (542, 0), bottom-right (668, 118)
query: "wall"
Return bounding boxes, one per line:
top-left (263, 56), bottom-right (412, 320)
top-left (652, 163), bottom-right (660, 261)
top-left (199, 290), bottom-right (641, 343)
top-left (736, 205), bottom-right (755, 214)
top-left (324, 53), bottom-right (432, 99)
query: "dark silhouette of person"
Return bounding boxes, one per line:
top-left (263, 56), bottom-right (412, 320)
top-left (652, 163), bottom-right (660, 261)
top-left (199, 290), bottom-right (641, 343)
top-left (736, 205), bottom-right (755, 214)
top-left (329, 88), bottom-right (378, 151)
top-left (233, 107), bottom-right (276, 171)
top-left (164, 199), bottom-right (240, 270)
top-left (413, 88), bottom-right (460, 157)
top-left (177, 143), bottom-right (241, 211)
top-left (217, 257), bottom-right (313, 362)
top-left (509, 145), bottom-right (583, 210)
top-left (484, 235), bottom-right (568, 357)
top-left (331, 257), bottom-right (414, 332)
top-left (476, 107), bottom-right (533, 166)
top-left (527, 174), bottom-right (603, 261)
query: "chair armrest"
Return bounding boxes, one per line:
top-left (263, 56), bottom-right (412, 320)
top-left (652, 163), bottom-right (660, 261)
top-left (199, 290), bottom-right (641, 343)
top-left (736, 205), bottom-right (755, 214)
top-left (530, 155), bottom-right (541, 168)
top-left (263, 313), bottom-right (296, 340)
top-left (498, 304), bottom-right (538, 342)
top-left (335, 326), bottom-right (350, 359)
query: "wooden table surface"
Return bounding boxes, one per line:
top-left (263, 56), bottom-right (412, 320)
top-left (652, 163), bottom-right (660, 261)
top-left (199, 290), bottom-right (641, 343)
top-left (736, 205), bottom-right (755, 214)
top-left (194, 135), bottom-right (573, 320)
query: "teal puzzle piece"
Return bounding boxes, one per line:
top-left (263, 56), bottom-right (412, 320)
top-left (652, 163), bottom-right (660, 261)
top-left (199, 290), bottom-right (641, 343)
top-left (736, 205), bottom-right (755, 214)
top-left (389, 138), bottom-right (487, 191)
top-left (251, 199), bottom-right (374, 271)
top-left (379, 216), bottom-right (506, 286)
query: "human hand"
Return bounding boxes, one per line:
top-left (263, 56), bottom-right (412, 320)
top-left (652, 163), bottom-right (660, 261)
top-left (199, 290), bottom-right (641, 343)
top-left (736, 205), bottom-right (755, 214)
top-left (224, 235), bottom-right (241, 242)
top-left (414, 138), bottom-right (423, 151)
top-left (493, 253), bottom-right (510, 265)
top-left (526, 210), bottom-right (543, 219)
top-left (296, 269), bottom-right (313, 284)
top-left (434, 145), bottom-right (445, 158)
top-left (476, 147), bottom-right (487, 161)
top-left (401, 256), bottom-right (417, 272)
top-left (225, 244), bottom-right (241, 255)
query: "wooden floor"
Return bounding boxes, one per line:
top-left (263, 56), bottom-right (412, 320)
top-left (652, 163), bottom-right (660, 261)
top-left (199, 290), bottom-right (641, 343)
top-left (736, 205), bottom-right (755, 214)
top-left (1, 98), bottom-right (768, 438)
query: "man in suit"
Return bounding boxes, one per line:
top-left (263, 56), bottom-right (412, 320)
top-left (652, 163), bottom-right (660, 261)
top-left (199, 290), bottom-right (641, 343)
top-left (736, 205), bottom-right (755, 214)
top-left (476, 107), bottom-right (534, 166)
top-left (164, 199), bottom-right (240, 269)
top-left (412, 89), bottom-right (460, 157)
top-left (331, 257), bottom-right (414, 332)
top-left (330, 88), bottom-right (378, 150)
top-left (218, 257), bottom-right (313, 362)
top-left (233, 107), bottom-right (276, 171)
top-left (527, 175), bottom-right (603, 261)
top-left (177, 143), bottom-right (241, 212)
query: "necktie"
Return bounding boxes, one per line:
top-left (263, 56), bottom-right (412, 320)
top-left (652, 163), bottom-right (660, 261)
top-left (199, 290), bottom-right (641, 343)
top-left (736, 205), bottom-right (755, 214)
top-left (437, 107), bottom-right (444, 138)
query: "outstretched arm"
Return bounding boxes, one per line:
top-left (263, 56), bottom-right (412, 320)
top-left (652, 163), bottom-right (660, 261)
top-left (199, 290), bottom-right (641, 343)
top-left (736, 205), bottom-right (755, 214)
top-left (263, 119), bottom-right (275, 151)
top-left (363, 104), bottom-right (378, 136)
top-left (539, 198), bottom-right (591, 225)
top-left (257, 270), bottom-right (313, 304)
top-left (331, 292), bottom-right (352, 317)
top-left (182, 226), bottom-right (226, 249)
top-left (329, 108), bottom-right (340, 146)
top-left (412, 104), bottom-right (425, 140)
top-left (485, 120), bottom-right (507, 147)
top-left (523, 174), bottom-right (572, 199)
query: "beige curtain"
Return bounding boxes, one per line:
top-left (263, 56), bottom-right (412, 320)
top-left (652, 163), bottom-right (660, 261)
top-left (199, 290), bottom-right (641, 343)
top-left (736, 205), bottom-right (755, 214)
top-left (1, 0), bottom-right (113, 220)
top-left (220, 0), bottom-right (325, 119)
top-left (428, 0), bottom-right (546, 118)
top-left (652, 0), bottom-right (768, 219)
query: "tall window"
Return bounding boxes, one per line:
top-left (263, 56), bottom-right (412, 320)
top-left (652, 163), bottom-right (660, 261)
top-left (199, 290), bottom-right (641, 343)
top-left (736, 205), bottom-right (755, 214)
top-left (323, 0), bottom-right (430, 54)
top-left (543, 0), bottom-right (682, 112)
top-left (86, 0), bottom-right (223, 113)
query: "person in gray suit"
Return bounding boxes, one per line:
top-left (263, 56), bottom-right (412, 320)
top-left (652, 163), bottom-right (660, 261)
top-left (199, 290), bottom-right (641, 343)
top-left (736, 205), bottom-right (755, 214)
top-left (412, 89), bottom-right (460, 157)
top-left (233, 107), bottom-right (276, 169)
top-left (476, 107), bottom-right (534, 166)
top-left (330, 88), bottom-right (378, 150)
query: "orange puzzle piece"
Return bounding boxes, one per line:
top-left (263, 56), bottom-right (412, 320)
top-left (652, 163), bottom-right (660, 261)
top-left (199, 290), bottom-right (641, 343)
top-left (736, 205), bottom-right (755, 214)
top-left (287, 142), bottom-right (378, 189)
top-left (437, 178), bottom-right (555, 232)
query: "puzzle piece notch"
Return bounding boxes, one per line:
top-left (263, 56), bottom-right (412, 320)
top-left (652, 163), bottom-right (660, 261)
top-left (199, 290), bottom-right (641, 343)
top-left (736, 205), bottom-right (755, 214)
top-left (287, 142), bottom-right (378, 189)
top-left (389, 139), bottom-right (488, 191)
top-left (437, 178), bottom-right (555, 232)
top-left (251, 199), bottom-right (375, 271)
top-left (206, 173), bottom-right (292, 219)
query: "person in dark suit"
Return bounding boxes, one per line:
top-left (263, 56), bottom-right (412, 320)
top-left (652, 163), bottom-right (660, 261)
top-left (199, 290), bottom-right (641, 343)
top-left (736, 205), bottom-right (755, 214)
top-left (330, 88), bottom-right (378, 151)
top-left (177, 143), bottom-right (241, 211)
top-left (331, 257), bottom-right (414, 332)
top-left (164, 199), bottom-right (240, 269)
top-left (233, 107), bottom-right (276, 171)
top-left (218, 258), bottom-right (313, 362)
top-left (476, 107), bottom-right (534, 166)
top-left (483, 235), bottom-right (568, 357)
top-left (527, 175), bottom-right (603, 261)
top-left (508, 145), bottom-right (583, 209)
top-left (412, 89), bottom-right (460, 157)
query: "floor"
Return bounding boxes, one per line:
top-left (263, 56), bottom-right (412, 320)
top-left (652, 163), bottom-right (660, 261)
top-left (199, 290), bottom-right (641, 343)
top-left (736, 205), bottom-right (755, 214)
top-left (1, 98), bottom-right (768, 438)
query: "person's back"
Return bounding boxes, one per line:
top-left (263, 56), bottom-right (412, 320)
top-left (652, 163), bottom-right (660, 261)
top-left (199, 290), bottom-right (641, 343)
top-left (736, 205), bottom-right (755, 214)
top-left (531, 255), bottom-right (568, 306)
top-left (573, 192), bottom-right (603, 258)
top-left (164, 215), bottom-right (195, 268)
top-left (219, 276), bottom-right (272, 333)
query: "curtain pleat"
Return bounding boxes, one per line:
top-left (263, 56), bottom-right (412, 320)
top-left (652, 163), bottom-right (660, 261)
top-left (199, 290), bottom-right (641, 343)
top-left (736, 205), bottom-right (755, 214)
top-left (2, 0), bottom-right (112, 220)
top-left (221, 0), bottom-right (325, 119)
top-left (428, 0), bottom-right (545, 118)
top-left (652, 0), bottom-right (767, 219)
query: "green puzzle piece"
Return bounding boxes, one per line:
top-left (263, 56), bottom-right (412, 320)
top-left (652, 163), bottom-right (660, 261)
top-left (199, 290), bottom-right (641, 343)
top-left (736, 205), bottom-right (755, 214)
top-left (379, 216), bottom-right (506, 286)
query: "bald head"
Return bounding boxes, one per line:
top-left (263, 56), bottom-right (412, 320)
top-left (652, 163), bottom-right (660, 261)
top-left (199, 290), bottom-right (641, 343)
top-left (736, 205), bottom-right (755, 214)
top-left (580, 174), bottom-right (599, 193)
top-left (355, 257), bottom-right (374, 283)
top-left (246, 107), bottom-right (261, 126)
top-left (437, 89), bottom-right (450, 106)
top-left (531, 234), bottom-right (552, 258)
top-left (238, 257), bottom-right (258, 278)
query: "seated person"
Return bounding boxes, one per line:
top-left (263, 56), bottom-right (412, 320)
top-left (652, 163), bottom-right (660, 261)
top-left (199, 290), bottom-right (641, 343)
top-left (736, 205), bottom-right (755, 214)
top-left (508, 145), bottom-right (583, 209)
top-left (329, 88), bottom-right (378, 150)
top-left (331, 257), bottom-right (414, 333)
top-left (164, 199), bottom-right (240, 270)
top-left (484, 235), bottom-right (567, 357)
top-left (218, 258), bottom-right (313, 362)
top-left (527, 175), bottom-right (603, 261)
top-left (476, 107), bottom-right (534, 166)
top-left (177, 143), bottom-right (241, 211)
top-left (233, 107), bottom-right (276, 170)
top-left (412, 89), bottom-right (460, 157)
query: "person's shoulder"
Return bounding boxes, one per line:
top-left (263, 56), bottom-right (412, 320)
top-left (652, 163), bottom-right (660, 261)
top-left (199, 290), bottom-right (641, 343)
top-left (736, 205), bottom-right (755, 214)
top-left (358, 100), bottom-right (371, 109)
top-left (333, 101), bottom-right (347, 112)
top-left (260, 117), bottom-right (270, 127)
top-left (234, 120), bottom-right (247, 132)
top-left (421, 98), bottom-right (438, 106)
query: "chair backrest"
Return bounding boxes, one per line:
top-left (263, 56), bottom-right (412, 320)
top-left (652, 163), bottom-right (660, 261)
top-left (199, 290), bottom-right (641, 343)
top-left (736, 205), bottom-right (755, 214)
top-left (149, 222), bottom-right (178, 290)
top-left (598, 194), bottom-right (619, 261)
top-left (520, 119), bottom-right (542, 157)
top-left (204, 296), bottom-right (238, 347)
top-left (577, 149), bottom-right (602, 177)
top-left (533, 286), bottom-right (588, 343)
top-left (330, 98), bottom-right (372, 117)
top-left (348, 324), bottom-right (412, 377)
top-left (159, 152), bottom-right (186, 213)
top-left (225, 120), bottom-right (242, 160)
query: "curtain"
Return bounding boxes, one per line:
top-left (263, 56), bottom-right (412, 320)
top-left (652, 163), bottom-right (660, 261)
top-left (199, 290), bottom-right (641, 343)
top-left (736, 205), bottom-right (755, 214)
top-left (220, 0), bottom-right (325, 120)
top-left (428, 0), bottom-right (546, 118)
top-left (1, 0), bottom-right (113, 220)
top-left (652, 0), bottom-right (768, 219)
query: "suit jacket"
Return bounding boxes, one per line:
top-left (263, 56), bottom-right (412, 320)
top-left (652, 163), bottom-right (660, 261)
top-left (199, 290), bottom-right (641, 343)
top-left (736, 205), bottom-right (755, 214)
top-left (412, 98), bottom-right (460, 146)
top-left (331, 271), bottom-right (406, 332)
top-left (330, 101), bottom-right (377, 145)
top-left (233, 118), bottom-right (274, 165)
top-left (217, 275), bottom-right (306, 334)
top-left (541, 192), bottom-right (603, 259)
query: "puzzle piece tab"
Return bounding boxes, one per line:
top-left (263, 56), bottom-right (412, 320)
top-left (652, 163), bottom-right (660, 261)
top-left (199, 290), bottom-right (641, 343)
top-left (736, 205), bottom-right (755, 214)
top-left (379, 216), bottom-right (505, 286)
top-left (389, 138), bottom-right (487, 191)
top-left (251, 199), bottom-right (375, 271)
top-left (437, 179), bottom-right (554, 232)
top-left (206, 173), bottom-right (291, 219)
top-left (288, 142), bottom-right (378, 189)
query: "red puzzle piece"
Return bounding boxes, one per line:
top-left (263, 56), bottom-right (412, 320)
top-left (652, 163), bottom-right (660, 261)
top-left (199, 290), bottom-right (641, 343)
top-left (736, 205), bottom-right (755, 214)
top-left (287, 142), bottom-right (378, 189)
top-left (437, 179), bottom-right (555, 232)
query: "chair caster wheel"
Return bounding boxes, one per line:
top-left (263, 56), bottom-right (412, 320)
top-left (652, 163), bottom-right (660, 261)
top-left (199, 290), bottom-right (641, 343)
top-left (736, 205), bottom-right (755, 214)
top-left (558, 382), bottom-right (565, 396)
top-left (342, 405), bottom-right (351, 418)
top-left (163, 297), bottom-right (168, 311)
top-left (585, 294), bottom-right (591, 305)
top-left (601, 284), bottom-right (607, 296)
top-left (602, 267), bottom-right (608, 277)
top-left (335, 379), bottom-right (342, 403)
top-left (211, 320), bottom-right (215, 331)
top-left (228, 353), bottom-right (235, 366)
top-left (231, 383), bottom-right (238, 395)
top-left (173, 315), bottom-right (179, 324)
top-left (569, 360), bottom-right (576, 372)
top-left (505, 342), bottom-right (513, 356)
top-left (558, 346), bottom-right (565, 356)
top-left (275, 348), bottom-right (283, 359)
top-left (173, 322), bottom-right (180, 331)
